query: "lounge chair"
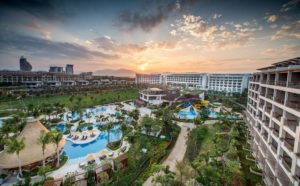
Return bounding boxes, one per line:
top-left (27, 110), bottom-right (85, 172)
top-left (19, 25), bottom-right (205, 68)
top-left (108, 152), bottom-right (114, 157)
top-left (121, 146), bottom-right (127, 152)
top-left (99, 155), bottom-right (107, 160)
top-left (79, 162), bottom-right (86, 168)
top-left (88, 159), bottom-right (95, 164)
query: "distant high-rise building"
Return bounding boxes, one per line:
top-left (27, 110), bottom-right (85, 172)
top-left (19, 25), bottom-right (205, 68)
top-left (49, 66), bottom-right (64, 73)
top-left (19, 56), bottom-right (32, 71)
top-left (66, 64), bottom-right (74, 74)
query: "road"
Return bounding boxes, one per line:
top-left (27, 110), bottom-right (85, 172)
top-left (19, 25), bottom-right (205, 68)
top-left (143, 122), bottom-right (195, 186)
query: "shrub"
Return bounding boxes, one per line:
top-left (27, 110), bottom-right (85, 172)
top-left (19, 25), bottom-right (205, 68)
top-left (87, 170), bottom-right (96, 186)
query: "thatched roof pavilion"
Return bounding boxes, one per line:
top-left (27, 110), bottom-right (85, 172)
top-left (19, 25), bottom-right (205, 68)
top-left (0, 119), bottom-right (65, 169)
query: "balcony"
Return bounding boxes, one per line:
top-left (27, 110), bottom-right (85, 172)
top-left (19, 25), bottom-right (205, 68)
top-left (262, 132), bottom-right (268, 141)
top-left (281, 156), bottom-right (292, 172)
top-left (284, 118), bottom-right (298, 133)
top-left (266, 94), bottom-right (274, 100)
top-left (273, 129), bottom-right (279, 137)
top-left (268, 80), bottom-right (276, 85)
top-left (261, 80), bottom-right (267, 84)
top-left (266, 107), bottom-right (272, 114)
top-left (273, 112), bottom-right (282, 122)
top-left (276, 81), bottom-right (287, 87)
top-left (283, 135), bottom-right (295, 152)
top-left (288, 82), bottom-right (300, 89)
top-left (274, 98), bottom-right (284, 105)
top-left (270, 143), bottom-right (277, 155)
top-left (284, 141), bottom-right (294, 152)
top-left (287, 101), bottom-right (300, 112)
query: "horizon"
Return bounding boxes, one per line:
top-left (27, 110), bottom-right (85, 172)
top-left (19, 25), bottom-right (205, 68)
top-left (0, 0), bottom-right (300, 74)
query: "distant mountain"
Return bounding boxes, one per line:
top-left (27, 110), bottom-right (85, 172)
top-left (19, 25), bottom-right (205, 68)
top-left (93, 68), bottom-right (136, 77)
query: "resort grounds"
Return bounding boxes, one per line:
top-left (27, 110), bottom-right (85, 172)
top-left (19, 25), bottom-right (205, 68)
top-left (0, 88), bottom-right (263, 186)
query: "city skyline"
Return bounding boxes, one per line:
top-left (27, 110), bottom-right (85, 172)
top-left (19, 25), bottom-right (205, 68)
top-left (0, 0), bottom-right (300, 74)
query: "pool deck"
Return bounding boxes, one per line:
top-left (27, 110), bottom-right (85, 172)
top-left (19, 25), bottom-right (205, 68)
top-left (49, 140), bottom-right (130, 179)
top-left (63, 130), bottom-right (101, 145)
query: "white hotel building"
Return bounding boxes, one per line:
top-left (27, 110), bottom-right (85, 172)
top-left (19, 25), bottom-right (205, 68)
top-left (136, 73), bottom-right (250, 93)
top-left (246, 57), bottom-right (300, 186)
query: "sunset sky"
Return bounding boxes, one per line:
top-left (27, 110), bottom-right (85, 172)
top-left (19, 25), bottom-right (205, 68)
top-left (0, 0), bottom-right (300, 74)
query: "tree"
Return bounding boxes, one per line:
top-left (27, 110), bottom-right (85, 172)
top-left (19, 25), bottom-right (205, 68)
top-left (175, 160), bottom-right (196, 185)
top-left (162, 109), bottom-right (173, 134)
top-left (37, 165), bottom-right (52, 182)
top-left (153, 173), bottom-right (176, 186)
top-left (105, 122), bottom-right (114, 144)
top-left (6, 138), bottom-right (25, 177)
top-left (98, 172), bottom-right (109, 185)
top-left (49, 130), bottom-right (63, 167)
top-left (37, 131), bottom-right (51, 167)
top-left (87, 170), bottom-right (96, 186)
top-left (139, 116), bottom-right (153, 135)
top-left (129, 109), bottom-right (139, 121)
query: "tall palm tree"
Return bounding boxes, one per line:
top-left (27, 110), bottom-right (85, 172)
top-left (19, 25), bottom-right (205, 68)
top-left (106, 122), bottom-right (114, 144)
top-left (49, 131), bottom-right (63, 167)
top-left (6, 138), bottom-right (25, 177)
top-left (37, 131), bottom-right (51, 167)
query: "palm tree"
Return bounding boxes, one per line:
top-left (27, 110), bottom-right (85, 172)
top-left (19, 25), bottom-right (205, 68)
top-left (106, 122), bottom-right (114, 144)
top-left (49, 131), bottom-right (63, 167)
top-left (37, 131), bottom-right (51, 167)
top-left (162, 109), bottom-right (173, 133)
top-left (6, 138), bottom-right (25, 177)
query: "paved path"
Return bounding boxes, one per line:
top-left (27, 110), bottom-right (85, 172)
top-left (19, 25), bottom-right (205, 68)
top-left (143, 122), bottom-right (195, 186)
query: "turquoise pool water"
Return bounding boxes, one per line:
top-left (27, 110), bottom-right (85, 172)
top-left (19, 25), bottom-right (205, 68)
top-left (63, 125), bottom-right (122, 160)
top-left (178, 108), bottom-right (197, 119)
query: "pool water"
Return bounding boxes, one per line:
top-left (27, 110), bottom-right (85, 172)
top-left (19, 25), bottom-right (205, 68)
top-left (178, 108), bottom-right (197, 119)
top-left (56, 123), bottom-right (65, 132)
top-left (63, 125), bottom-right (122, 160)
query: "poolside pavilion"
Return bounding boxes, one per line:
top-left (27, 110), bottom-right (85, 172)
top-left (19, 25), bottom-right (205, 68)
top-left (0, 119), bottom-right (65, 171)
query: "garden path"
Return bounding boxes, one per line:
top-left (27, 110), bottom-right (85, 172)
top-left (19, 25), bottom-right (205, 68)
top-left (143, 122), bottom-right (195, 186)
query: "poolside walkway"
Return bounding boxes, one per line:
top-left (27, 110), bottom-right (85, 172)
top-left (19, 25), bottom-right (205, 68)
top-left (49, 140), bottom-right (130, 179)
top-left (143, 122), bottom-right (195, 186)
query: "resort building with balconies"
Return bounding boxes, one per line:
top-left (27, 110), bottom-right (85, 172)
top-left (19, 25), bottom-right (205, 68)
top-left (246, 57), bottom-right (300, 186)
top-left (136, 73), bottom-right (250, 93)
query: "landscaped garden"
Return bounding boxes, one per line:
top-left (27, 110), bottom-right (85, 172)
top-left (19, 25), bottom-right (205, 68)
top-left (0, 88), bottom-right (139, 111)
top-left (0, 87), bottom-right (264, 186)
top-left (0, 87), bottom-right (183, 186)
top-left (185, 118), bottom-right (263, 186)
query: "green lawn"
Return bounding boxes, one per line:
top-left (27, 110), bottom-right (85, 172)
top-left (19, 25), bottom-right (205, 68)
top-left (180, 89), bottom-right (204, 95)
top-left (0, 88), bottom-right (139, 111)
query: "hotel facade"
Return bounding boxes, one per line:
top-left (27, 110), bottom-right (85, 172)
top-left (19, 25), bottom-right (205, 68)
top-left (246, 57), bottom-right (300, 186)
top-left (135, 73), bottom-right (250, 93)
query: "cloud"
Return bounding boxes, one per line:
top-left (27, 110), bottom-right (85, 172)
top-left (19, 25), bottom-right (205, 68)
top-left (280, 0), bottom-right (300, 12)
top-left (0, 31), bottom-right (118, 60)
top-left (170, 14), bottom-right (260, 50)
top-left (93, 36), bottom-right (177, 54)
top-left (117, 0), bottom-right (196, 32)
top-left (266, 15), bottom-right (277, 23)
top-left (271, 20), bottom-right (300, 40)
top-left (175, 15), bottom-right (218, 40)
top-left (0, 0), bottom-right (73, 22)
top-left (261, 45), bottom-right (300, 56)
top-left (212, 13), bottom-right (222, 19)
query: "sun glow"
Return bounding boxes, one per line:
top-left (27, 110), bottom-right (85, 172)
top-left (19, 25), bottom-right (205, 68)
top-left (139, 63), bottom-right (148, 71)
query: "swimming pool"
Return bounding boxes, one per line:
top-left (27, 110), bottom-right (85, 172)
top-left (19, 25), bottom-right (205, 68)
top-left (63, 125), bottom-right (122, 160)
top-left (178, 107), bottom-right (197, 119)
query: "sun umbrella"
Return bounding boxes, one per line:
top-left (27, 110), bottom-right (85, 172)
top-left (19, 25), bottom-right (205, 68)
top-left (86, 154), bottom-right (96, 161)
top-left (98, 149), bottom-right (108, 156)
